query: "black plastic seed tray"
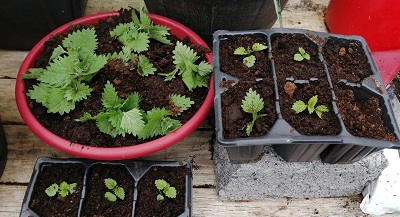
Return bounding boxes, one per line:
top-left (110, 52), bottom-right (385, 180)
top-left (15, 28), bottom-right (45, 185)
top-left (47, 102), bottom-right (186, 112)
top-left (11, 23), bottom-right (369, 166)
top-left (213, 28), bottom-right (400, 163)
top-left (20, 157), bottom-right (192, 217)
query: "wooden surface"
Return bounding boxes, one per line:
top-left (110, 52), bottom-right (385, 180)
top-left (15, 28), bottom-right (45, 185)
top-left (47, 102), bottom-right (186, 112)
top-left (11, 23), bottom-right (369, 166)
top-left (0, 0), bottom-right (396, 216)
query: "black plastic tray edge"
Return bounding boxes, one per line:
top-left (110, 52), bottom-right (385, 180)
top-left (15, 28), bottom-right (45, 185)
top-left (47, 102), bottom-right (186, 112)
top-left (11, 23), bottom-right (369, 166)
top-left (212, 28), bottom-right (400, 151)
top-left (19, 157), bottom-right (192, 217)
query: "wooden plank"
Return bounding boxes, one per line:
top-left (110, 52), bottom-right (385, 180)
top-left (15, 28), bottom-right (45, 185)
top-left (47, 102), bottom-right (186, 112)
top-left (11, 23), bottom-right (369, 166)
top-left (1, 125), bottom-right (215, 186)
top-left (0, 50), bottom-right (28, 79)
top-left (0, 185), bottom-right (26, 217)
top-left (0, 79), bottom-right (23, 124)
top-left (0, 185), bottom-right (397, 217)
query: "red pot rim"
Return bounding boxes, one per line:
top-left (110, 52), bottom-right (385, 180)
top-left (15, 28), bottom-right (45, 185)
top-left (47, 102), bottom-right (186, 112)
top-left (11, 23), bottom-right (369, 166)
top-left (15, 12), bottom-right (214, 160)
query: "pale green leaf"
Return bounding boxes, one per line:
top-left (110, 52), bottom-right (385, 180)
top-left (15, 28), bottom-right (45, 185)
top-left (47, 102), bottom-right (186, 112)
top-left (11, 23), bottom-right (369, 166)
top-left (105, 178), bottom-right (117, 190)
top-left (241, 88), bottom-right (264, 114)
top-left (160, 117), bottom-right (181, 134)
top-left (114, 187), bottom-right (125, 200)
top-left (234, 47), bottom-right (248, 55)
top-left (294, 53), bottom-right (304, 61)
top-left (130, 32), bottom-right (150, 53)
top-left (108, 110), bottom-right (123, 129)
top-left (68, 183), bottom-right (77, 194)
top-left (252, 43), bottom-right (268, 52)
top-left (96, 115), bottom-right (119, 138)
top-left (105, 192), bottom-right (117, 202)
top-left (298, 47), bottom-right (306, 55)
top-left (46, 88), bottom-right (75, 115)
top-left (164, 186), bottom-right (177, 198)
top-left (315, 105), bottom-right (329, 119)
top-left (59, 182), bottom-right (70, 197)
top-left (155, 179), bottom-right (169, 190)
top-left (303, 52), bottom-right (311, 60)
top-left (243, 55), bottom-right (256, 67)
top-left (308, 95), bottom-right (318, 114)
top-left (182, 68), bottom-right (195, 91)
top-left (148, 25), bottom-right (171, 44)
top-left (45, 184), bottom-right (58, 197)
top-left (292, 100), bottom-right (307, 114)
top-left (121, 108), bottom-right (145, 136)
top-left (39, 56), bottom-right (76, 86)
top-left (157, 194), bottom-right (164, 201)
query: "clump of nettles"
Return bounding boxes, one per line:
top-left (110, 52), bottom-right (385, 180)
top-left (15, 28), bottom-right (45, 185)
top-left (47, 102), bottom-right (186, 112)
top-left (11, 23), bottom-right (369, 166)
top-left (23, 28), bottom-right (108, 115)
top-left (155, 179), bottom-right (176, 201)
top-left (293, 47), bottom-right (310, 61)
top-left (292, 95), bottom-right (329, 119)
top-left (160, 41), bottom-right (213, 91)
top-left (234, 43), bottom-right (268, 68)
top-left (241, 88), bottom-right (267, 136)
top-left (76, 81), bottom-right (193, 139)
top-left (104, 178), bottom-right (125, 202)
top-left (45, 181), bottom-right (77, 198)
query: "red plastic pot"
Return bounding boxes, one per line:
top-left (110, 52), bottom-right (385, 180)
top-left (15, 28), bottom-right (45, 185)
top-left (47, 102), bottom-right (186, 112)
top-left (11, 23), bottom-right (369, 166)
top-left (15, 12), bottom-right (214, 160)
top-left (325, 0), bottom-right (400, 86)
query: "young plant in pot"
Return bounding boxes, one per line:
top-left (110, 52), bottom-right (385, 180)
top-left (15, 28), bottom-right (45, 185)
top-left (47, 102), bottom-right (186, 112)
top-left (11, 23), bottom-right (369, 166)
top-left (15, 7), bottom-right (214, 160)
top-left (213, 29), bottom-right (400, 164)
top-left (20, 158), bottom-right (192, 217)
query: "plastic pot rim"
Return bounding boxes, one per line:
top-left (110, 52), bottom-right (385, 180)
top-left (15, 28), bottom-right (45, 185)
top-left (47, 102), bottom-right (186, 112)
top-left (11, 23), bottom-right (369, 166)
top-left (15, 11), bottom-right (214, 160)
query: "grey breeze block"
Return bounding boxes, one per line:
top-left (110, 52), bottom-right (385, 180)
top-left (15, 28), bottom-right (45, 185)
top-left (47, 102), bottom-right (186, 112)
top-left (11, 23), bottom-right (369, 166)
top-left (214, 144), bottom-right (388, 200)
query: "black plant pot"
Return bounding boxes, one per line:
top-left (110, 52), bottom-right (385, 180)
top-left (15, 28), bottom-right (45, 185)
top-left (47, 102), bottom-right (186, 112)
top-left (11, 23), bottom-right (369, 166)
top-left (0, 0), bottom-right (88, 50)
top-left (144, 0), bottom-right (288, 47)
top-left (0, 117), bottom-right (7, 179)
top-left (213, 29), bottom-right (400, 164)
top-left (20, 157), bottom-right (192, 217)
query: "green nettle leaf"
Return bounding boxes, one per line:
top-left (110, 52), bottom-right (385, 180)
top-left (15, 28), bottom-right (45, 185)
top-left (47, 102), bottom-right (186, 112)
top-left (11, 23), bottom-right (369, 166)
top-left (105, 178), bottom-right (117, 190)
top-left (105, 192), bottom-right (117, 202)
top-left (241, 88), bottom-right (264, 114)
top-left (102, 81), bottom-right (124, 109)
top-left (68, 183), bottom-right (77, 194)
top-left (243, 55), bottom-right (256, 68)
top-left (114, 187), bottom-right (125, 200)
top-left (121, 108), bottom-right (145, 136)
top-left (197, 61), bottom-right (213, 76)
top-left (164, 186), bottom-right (177, 198)
top-left (155, 179), bottom-right (169, 190)
top-left (59, 182), bottom-right (70, 197)
top-left (293, 53), bottom-right (304, 61)
top-left (234, 47), bottom-right (248, 55)
top-left (45, 184), bottom-right (59, 197)
top-left (292, 100), bottom-right (307, 114)
top-left (50, 46), bottom-right (67, 61)
top-left (62, 28), bottom-right (98, 57)
top-left (64, 82), bottom-right (92, 102)
top-left (157, 194), bottom-right (164, 201)
top-left (308, 95), bottom-right (318, 114)
top-left (299, 47), bottom-right (306, 55)
top-left (252, 43), bottom-right (268, 52)
top-left (139, 108), bottom-right (174, 139)
top-left (169, 94), bottom-right (194, 116)
top-left (315, 105), bottom-right (329, 119)
top-left (122, 92), bottom-right (141, 111)
top-left (138, 55), bottom-right (156, 76)
top-left (22, 68), bottom-right (45, 79)
top-left (96, 114), bottom-right (120, 138)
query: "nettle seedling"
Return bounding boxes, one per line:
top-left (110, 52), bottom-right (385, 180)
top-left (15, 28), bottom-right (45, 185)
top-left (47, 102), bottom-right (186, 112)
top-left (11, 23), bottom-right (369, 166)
top-left (293, 47), bottom-right (310, 61)
top-left (45, 181), bottom-right (77, 198)
top-left (104, 178), bottom-right (125, 202)
top-left (292, 95), bottom-right (329, 119)
top-left (160, 41), bottom-right (213, 91)
top-left (234, 43), bottom-right (268, 68)
top-left (241, 88), bottom-right (267, 136)
top-left (76, 81), bottom-right (193, 139)
top-left (155, 179), bottom-right (177, 201)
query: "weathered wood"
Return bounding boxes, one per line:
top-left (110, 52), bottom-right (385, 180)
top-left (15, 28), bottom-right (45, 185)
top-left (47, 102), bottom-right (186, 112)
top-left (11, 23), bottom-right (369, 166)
top-left (0, 79), bottom-right (22, 124)
top-left (85, 0), bottom-right (141, 15)
top-left (1, 125), bottom-right (215, 186)
top-left (0, 51), bottom-right (27, 79)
